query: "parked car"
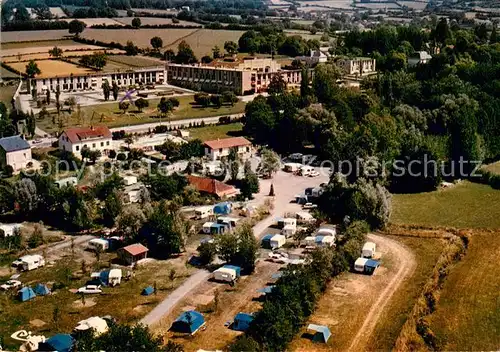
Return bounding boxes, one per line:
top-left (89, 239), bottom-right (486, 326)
top-left (0, 280), bottom-right (21, 291)
top-left (303, 203), bottom-right (318, 209)
top-left (308, 171), bottom-right (320, 177)
top-left (76, 285), bottom-right (102, 294)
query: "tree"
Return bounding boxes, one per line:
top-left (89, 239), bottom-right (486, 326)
top-left (210, 94), bottom-right (223, 108)
top-left (240, 161), bottom-right (259, 199)
top-left (125, 41), bottom-right (139, 56)
top-left (312, 63), bottom-right (341, 104)
top-left (132, 17), bottom-right (141, 28)
top-left (201, 55), bottom-right (213, 64)
top-left (88, 149), bottom-right (102, 164)
top-left (102, 80), bottom-right (111, 101)
top-left (28, 223), bottom-right (44, 248)
top-left (64, 96), bottom-right (76, 113)
top-left (197, 241), bottom-right (216, 265)
top-left (55, 85), bottom-right (61, 115)
top-left (14, 5), bottom-right (31, 21)
top-left (258, 148), bottom-right (280, 177)
top-left (164, 49), bottom-right (176, 61)
top-left (224, 41), bottom-right (238, 55)
top-left (194, 93), bottom-right (210, 107)
top-left (222, 91), bottom-right (238, 106)
top-left (112, 82), bottom-right (119, 101)
top-left (432, 18), bottom-right (452, 46)
top-left (490, 25), bottom-right (498, 43)
top-left (46, 89), bottom-right (51, 105)
top-left (233, 223), bottom-right (258, 273)
top-left (175, 40), bottom-right (197, 64)
top-left (212, 45), bottom-right (221, 59)
top-left (68, 20), bottom-right (86, 36)
top-left (216, 232), bottom-right (239, 263)
top-left (48, 46), bottom-right (63, 58)
top-left (267, 73), bottom-right (287, 95)
top-left (135, 98), bottom-right (149, 112)
top-left (228, 148), bottom-right (240, 181)
top-left (102, 191), bottom-right (123, 227)
top-left (119, 101), bottom-right (130, 114)
top-left (25, 60), bottom-right (41, 93)
top-left (116, 205), bottom-right (147, 241)
top-left (150, 36), bottom-right (163, 51)
top-left (26, 111), bottom-right (36, 138)
top-left (244, 95), bottom-right (276, 144)
top-left (13, 178), bottom-right (38, 216)
top-left (157, 97), bottom-right (174, 121)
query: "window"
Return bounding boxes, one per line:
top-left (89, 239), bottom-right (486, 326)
top-left (106, 141), bottom-right (110, 146)
top-left (92, 143), bottom-right (96, 148)
top-left (219, 148), bottom-right (222, 153)
top-left (76, 146), bottom-right (80, 151)
top-left (100, 142), bottom-right (104, 147)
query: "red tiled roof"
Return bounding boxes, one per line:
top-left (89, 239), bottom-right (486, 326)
top-left (186, 175), bottom-right (238, 198)
top-left (121, 243), bottom-right (149, 256)
top-left (204, 137), bottom-right (251, 150)
top-left (62, 126), bottom-right (112, 144)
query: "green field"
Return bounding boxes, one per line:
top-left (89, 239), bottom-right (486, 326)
top-left (37, 95), bottom-right (246, 133)
top-left (428, 231), bottom-right (500, 350)
top-left (188, 122), bottom-right (243, 141)
top-left (0, 84), bottom-right (18, 112)
top-left (391, 181), bottom-right (500, 228)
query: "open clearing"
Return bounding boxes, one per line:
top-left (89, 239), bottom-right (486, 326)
top-left (0, 84), bottom-right (18, 109)
top-left (283, 29), bottom-right (325, 41)
top-left (8, 60), bottom-right (95, 78)
top-left (113, 17), bottom-right (199, 27)
top-left (1, 30), bottom-right (70, 43)
top-left (297, 0), bottom-right (353, 9)
top-left (188, 122), bottom-right (243, 141)
top-left (391, 181), bottom-right (500, 228)
top-left (427, 230), bottom-right (500, 350)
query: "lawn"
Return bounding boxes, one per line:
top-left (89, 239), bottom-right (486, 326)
top-left (391, 181), bottom-right (500, 228)
top-left (428, 231), bottom-right (500, 350)
top-left (36, 95), bottom-right (246, 133)
top-left (0, 84), bottom-right (18, 111)
top-left (188, 122), bottom-right (243, 141)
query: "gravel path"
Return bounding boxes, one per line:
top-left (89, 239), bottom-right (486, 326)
top-left (347, 233), bottom-right (417, 352)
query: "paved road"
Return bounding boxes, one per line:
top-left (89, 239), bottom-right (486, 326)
top-left (139, 171), bottom-right (328, 327)
top-left (347, 233), bottom-right (417, 352)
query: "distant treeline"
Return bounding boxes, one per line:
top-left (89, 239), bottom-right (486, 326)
top-left (90, 23), bottom-right (201, 29)
top-left (2, 20), bottom-right (69, 31)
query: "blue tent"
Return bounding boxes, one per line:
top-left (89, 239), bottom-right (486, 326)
top-left (213, 202), bottom-right (231, 215)
top-left (307, 324), bottom-right (331, 343)
top-left (34, 283), bottom-right (51, 296)
top-left (18, 287), bottom-right (36, 302)
top-left (38, 334), bottom-right (74, 352)
top-left (142, 286), bottom-right (154, 296)
top-left (271, 272), bottom-right (283, 280)
top-left (223, 265), bottom-right (241, 277)
top-left (171, 310), bottom-right (205, 334)
top-left (257, 285), bottom-right (275, 294)
top-left (261, 234), bottom-right (274, 249)
top-left (364, 259), bottom-right (380, 275)
top-left (315, 236), bottom-right (324, 244)
top-left (232, 313), bottom-right (254, 331)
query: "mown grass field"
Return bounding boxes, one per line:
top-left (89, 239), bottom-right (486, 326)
top-left (391, 181), bottom-right (500, 228)
top-left (188, 122), bottom-right (243, 141)
top-left (1, 31), bottom-right (70, 44)
top-left (9, 60), bottom-right (95, 78)
top-left (427, 231), bottom-right (500, 350)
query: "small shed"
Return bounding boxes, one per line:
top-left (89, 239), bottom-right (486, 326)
top-left (232, 313), bottom-right (254, 331)
top-left (307, 324), bottom-right (331, 343)
top-left (364, 259), bottom-right (380, 275)
top-left (171, 311), bottom-right (205, 334)
top-left (18, 287), bottom-right (36, 302)
top-left (210, 223), bottom-right (227, 235)
top-left (34, 283), bottom-right (51, 296)
top-left (362, 242), bottom-right (376, 258)
top-left (214, 202), bottom-right (231, 215)
top-left (261, 234), bottom-right (274, 249)
top-left (142, 286), bottom-right (154, 296)
top-left (354, 257), bottom-right (368, 273)
top-left (270, 234), bottom-right (286, 249)
top-left (202, 222), bottom-right (214, 234)
top-left (118, 243), bottom-right (149, 266)
top-left (38, 334), bottom-right (74, 352)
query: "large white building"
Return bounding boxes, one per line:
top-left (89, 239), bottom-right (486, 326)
top-left (0, 135), bottom-right (32, 172)
top-left (58, 126), bottom-right (113, 157)
top-left (203, 137), bottom-right (252, 161)
top-left (336, 57), bottom-right (376, 77)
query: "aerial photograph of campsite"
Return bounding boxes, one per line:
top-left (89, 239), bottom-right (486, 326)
top-left (0, 0), bottom-right (499, 350)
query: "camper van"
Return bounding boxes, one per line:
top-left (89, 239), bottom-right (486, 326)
top-left (195, 206), bottom-right (214, 220)
top-left (354, 258), bottom-right (368, 272)
top-left (213, 267), bottom-right (237, 283)
top-left (283, 163), bottom-right (302, 173)
top-left (88, 238), bottom-right (109, 252)
top-left (108, 269), bottom-right (122, 286)
top-left (281, 224), bottom-right (297, 237)
top-left (270, 234), bottom-right (286, 249)
top-left (277, 218), bottom-right (297, 229)
top-left (217, 217), bottom-right (239, 228)
top-left (300, 166), bottom-right (315, 176)
top-left (362, 242), bottom-right (377, 258)
top-left (12, 255), bottom-right (45, 271)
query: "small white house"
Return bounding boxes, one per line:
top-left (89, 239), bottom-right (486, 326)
top-left (213, 267), bottom-right (237, 282)
top-left (204, 137), bottom-right (252, 161)
top-left (195, 206), bottom-right (214, 220)
top-left (0, 135), bottom-right (32, 172)
top-left (123, 175), bottom-right (138, 186)
top-left (281, 224), bottom-right (297, 237)
top-left (88, 238), bottom-right (109, 252)
top-left (362, 242), bottom-right (376, 258)
top-left (59, 126), bottom-right (113, 158)
top-left (12, 254), bottom-right (45, 271)
top-left (354, 257), bottom-right (368, 272)
top-left (202, 222), bottom-right (214, 234)
top-left (54, 176), bottom-right (78, 188)
top-left (270, 234), bottom-right (286, 249)
top-left (108, 268), bottom-right (122, 286)
top-left (0, 223), bottom-right (22, 237)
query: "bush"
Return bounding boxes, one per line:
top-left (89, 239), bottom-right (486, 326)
top-left (117, 153), bottom-right (127, 161)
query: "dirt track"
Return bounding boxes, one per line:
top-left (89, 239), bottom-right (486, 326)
top-left (346, 233), bottom-right (417, 352)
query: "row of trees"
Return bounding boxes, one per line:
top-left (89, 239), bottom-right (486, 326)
top-left (79, 52), bottom-right (107, 70)
top-left (193, 91), bottom-right (238, 107)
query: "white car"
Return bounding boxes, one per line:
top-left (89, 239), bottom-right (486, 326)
top-left (268, 252), bottom-right (288, 263)
top-left (308, 171), bottom-right (320, 177)
top-left (303, 203), bottom-right (318, 209)
top-left (1, 280), bottom-right (22, 291)
top-left (76, 285), bottom-right (102, 294)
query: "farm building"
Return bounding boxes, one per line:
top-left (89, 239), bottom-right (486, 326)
top-left (307, 324), bottom-right (331, 343)
top-left (33, 283), bottom-right (50, 296)
top-left (232, 313), bottom-right (255, 331)
top-left (18, 287), bottom-right (36, 302)
top-left (38, 334), bottom-right (74, 352)
top-left (74, 316), bottom-right (109, 337)
top-left (0, 135), bottom-right (32, 172)
top-left (118, 243), bottom-right (149, 266)
top-left (186, 175), bottom-right (238, 198)
top-left (362, 242), bottom-right (376, 258)
top-left (171, 311), bottom-right (205, 334)
top-left (142, 286), bottom-right (154, 296)
top-left (204, 137), bottom-right (252, 161)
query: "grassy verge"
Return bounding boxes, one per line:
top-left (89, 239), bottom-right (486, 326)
top-left (391, 181), bottom-right (500, 228)
top-left (0, 84), bottom-right (18, 110)
top-left (188, 122), bottom-right (244, 141)
top-left (37, 95), bottom-right (246, 133)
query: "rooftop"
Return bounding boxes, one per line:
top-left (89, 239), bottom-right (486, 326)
top-left (62, 126), bottom-right (112, 144)
top-left (121, 243), bottom-right (149, 256)
top-left (0, 135), bottom-right (30, 152)
top-left (186, 174), bottom-right (238, 198)
top-left (204, 136), bottom-right (251, 150)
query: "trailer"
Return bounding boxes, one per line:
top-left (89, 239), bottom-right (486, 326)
top-left (362, 242), bottom-right (376, 258)
top-left (108, 269), bottom-right (122, 286)
top-left (281, 224), bottom-right (297, 237)
top-left (202, 222), bottom-right (214, 234)
top-left (354, 257), bottom-right (368, 273)
top-left (213, 266), bottom-right (239, 283)
top-left (270, 234), bottom-right (286, 249)
top-left (277, 217), bottom-right (297, 229)
top-left (195, 206), bottom-right (214, 220)
top-left (88, 238), bottom-right (109, 252)
top-left (12, 254), bottom-right (45, 271)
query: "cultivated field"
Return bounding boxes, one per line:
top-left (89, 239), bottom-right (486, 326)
top-left (396, 1), bottom-right (428, 10)
top-left (2, 49), bottom-right (124, 63)
top-left (188, 122), bottom-right (243, 141)
top-left (298, 0), bottom-right (353, 9)
top-left (106, 55), bottom-right (163, 68)
top-left (391, 181), bottom-right (500, 228)
top-left (26, 6), bottom-right (66, 18)
top-left (428, 231), bottom-right (500, 350)
top-left (1, 30), bottom-right (69, 43)
top-left (8, 60), bottom-right (95, 78)
top-left (131, 8), bottom-right (179, 15)
top-left (113, 17), bottom-right (199, 26)
top-left (356, 2), bottom-right (401, 9)
top-left (284, 29), bottom-right (324, 41)
top-left (1, 40), bottom-right (86, 51)
top-left (57, 17), bottom-right (124, 26)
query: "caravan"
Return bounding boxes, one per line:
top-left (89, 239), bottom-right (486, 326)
top-left (300, 165), bottom-right (315, 176)
top-left (362, 242), bottom-right (377, 258)
top-left (195, 206), bottom-right (214, 220)
top-left (12, 254), bottom-right (45, 271)
top-left (281, 224), bottom-right (297, 237)
top-left (88, 238), bottom-right (109, 252)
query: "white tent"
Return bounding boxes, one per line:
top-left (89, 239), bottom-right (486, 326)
top-left (362, 242), bottom-right (376, 258)
top-left (74, 316), bottom-right (109, 336)
top-left (270, 234), bottom-right (286, 249)
top-left (213, 267), bottom-right (237, 282)
top-left (317, 227), bottom-right (336, 237)
top-left (354, 258), bottom-right (368, 272)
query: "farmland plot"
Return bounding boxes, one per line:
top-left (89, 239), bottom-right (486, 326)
top-left (1, 30), bottom-right (69, 43)
top-left (8, 60), bottom-right (95, 78)
top-left (113, 17), bottom-right (199, 26)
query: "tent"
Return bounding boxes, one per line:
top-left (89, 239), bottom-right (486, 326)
top-left (18, 287), bottom-right (36, 302)
top-left (307, 324), bottom-right (331, 343)
top-left (213, 202), bottom-right (231, 215)
top-left (271, 272), bottom-right (283, 280)
top-left (261, 234), bottom-right (274, 249)
top-left (223, 265), bottom-right (241, 277)
top-left (74, 316), bottom-right (109, 336)
top-left (171, 310), bottom-right (205, 334)
top-left (34, 283), bottom-right (51, 296)
top-left (142, 286), bottom-right (154, 296)
top-left (257, 285), bottom-right (275, 294)
top-left (364, 259), bottom-right (380, 275)
top-left (38, 334), bottom-right (74, 352)
top-left (232, 313), bottom-right (254, 331)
